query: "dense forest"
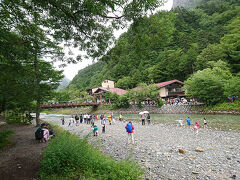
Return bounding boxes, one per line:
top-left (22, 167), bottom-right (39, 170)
top-left (1, 0), bottom-right (164, 125)
top-left (70, 0), bottom-right (240, 93)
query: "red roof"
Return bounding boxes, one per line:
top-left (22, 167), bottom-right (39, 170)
top-left (109, 88), bottom-right (128, 96)
top-left (156, 80), bottom-right (184, 88)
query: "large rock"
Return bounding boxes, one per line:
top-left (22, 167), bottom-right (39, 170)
top-left (179, 149), bottom-right (188, 154)
top-left (195, 148), bottom-right (204, 152)
top-left (209, 147), bottom-right (216, 150)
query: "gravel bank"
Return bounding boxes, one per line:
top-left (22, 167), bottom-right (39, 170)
top-left (44, 117), bottom-right (240, 180)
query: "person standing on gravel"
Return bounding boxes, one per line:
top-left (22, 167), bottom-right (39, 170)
top-left (141, 113), bottom-right (145, 125)
top-left (178, 118), bottom-right (183, 127)
top-left (75, 114), bottom-right (79, 126)
top-left (203, 117), bottom-right (207, 129)
top-left (61, 116), bottom-right (65, 125)
top-left (80, 114), bottom-right (83, 123)
top-left (68, 116), bottom-right (74, 127)
top-left (147, 113), bottom-right (151, 125)
top-left (107, 113), bottom-right (112, 125)
top-left (125, 121), bottom-right (135, 144)
top-left (119, 113), bottom-right (123, 122)
top-left (101, 118), bottom-right (106, 133)
top-left (186, 117), bottom-right (191, 127)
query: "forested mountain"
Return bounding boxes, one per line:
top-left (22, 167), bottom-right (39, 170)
top-left (70, 0), bottom-right (240, 91)
top-left (57, 77), bottom-right (70, 91)
top-left (172, 0), bottom-right (203, 9)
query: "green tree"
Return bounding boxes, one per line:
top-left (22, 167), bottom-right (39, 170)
top-left (116, 76), bottom-right (134, 90)
top-left (224, 76), bottom-right (240, 97)
top-left (184, 66), bottom-right (232, 104)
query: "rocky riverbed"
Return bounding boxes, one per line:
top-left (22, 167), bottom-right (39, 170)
top-left (45, 117), bottom-right (240, 180)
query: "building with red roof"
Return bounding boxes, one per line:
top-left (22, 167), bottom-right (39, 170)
top-left (87, 80), bottom-right (128, 104)
top-left (156, 80), bottom-right (185, 100)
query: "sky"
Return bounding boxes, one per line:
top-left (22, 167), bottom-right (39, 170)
top-left (56, 0), bottom-right (173, 80)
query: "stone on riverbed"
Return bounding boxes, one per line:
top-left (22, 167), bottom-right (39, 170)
top-left (178, 149), bottom-right (188, 154)
top-left (195, 148), bottom-right (205, 152)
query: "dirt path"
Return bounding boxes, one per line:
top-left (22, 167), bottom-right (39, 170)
top-left (0, 124), bottom-right (48, 180)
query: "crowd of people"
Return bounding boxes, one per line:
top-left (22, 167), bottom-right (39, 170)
top-left (36, 112), bottom-right (210, 145)
top-left (61, 113), bottom-right (121, 136)
top-left (178, 117), bottom-right (208, 134)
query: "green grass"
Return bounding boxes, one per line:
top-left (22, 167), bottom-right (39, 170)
top-left (0, 130), bottom-right (15, 149)
top-left (204, 101), bottom-right (240, 111)
top-left (39, 125), bottom-right (144, 180)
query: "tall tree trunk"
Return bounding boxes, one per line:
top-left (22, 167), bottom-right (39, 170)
top-left (34, 47), bottom-right (41, 127)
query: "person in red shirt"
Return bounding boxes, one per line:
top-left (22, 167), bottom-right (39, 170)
top-left (193, 121), bottom-right (200, 135)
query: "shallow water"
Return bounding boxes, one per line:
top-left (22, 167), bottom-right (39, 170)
top-left (119, 113), bottom-right (240, 131)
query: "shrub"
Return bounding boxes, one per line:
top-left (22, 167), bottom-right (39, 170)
top-left (0, 130), bottom-right (15, 148)
top-left (39, 126), bottom-right (144, 179)
top-left (157, 99), bottom-right (164, 108)
top-left (204, 100), bottom-right (240, 111)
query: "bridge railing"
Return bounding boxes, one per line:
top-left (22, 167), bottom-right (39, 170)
top-left (41, 102), bottom-right (98, 109)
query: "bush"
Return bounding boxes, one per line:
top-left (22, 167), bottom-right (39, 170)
top-left (39, 126), bottom-right (144, 179)
top-left (0, 130), bottom-right (15, 148)
top-left (204, 100), bottom-right (240, 111)
top-left (157, 99), bottom-right (164, 108)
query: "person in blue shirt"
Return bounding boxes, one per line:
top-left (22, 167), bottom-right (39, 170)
top-left (186, 117), bottom-right (191, 127)
top-left (92, 125), bottom-right (98, 136)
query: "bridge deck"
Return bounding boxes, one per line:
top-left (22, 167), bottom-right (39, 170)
top-left (41, 103), bottom-right (98, 109)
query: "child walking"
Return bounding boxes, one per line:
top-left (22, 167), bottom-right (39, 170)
top-left (178, 118), bottom-right (183, 127)
top-left (92, 125), bottom-right (98, 136)
top-left (193, 122), bottom-right (200, 134)
top-left (203, 117), bottom-right (207, 129)
top-left (101, 118), bottom-right (106, 133)
top-left (68, 116), bottom-right (74, 127)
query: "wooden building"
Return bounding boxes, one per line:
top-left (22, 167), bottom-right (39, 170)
top-left (156, 80), bottom-right (185, 100)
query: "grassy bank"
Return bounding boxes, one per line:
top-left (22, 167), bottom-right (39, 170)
top-left (39, 125), bottom-right (144, 180)
top-left (203, 101), bottom-right (240, 111)
top-left (0, 130), bottom-right (15, 149)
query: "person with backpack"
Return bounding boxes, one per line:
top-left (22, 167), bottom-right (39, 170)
top-left (92, 125), bottom-right (98, 136)
top-left (80, 114), bottom-right (83, 123)
top-left (125, 121), bottom-right (135, 144)
top-left (75, 114), bottom-right (79, 126)
top-left (35, 124), bottom-right (44, 142)
top-left (35, 123), bottom-right (49, 142)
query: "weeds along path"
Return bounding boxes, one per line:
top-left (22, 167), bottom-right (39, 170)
top-left (0, 124), bottom-right (48, 180)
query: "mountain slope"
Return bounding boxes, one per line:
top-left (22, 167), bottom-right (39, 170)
top-left (70, 0), bottom-right (240, 90)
